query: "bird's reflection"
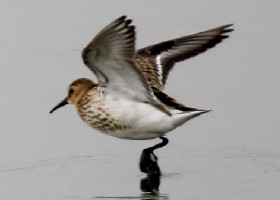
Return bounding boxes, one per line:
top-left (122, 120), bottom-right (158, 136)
top-left (140, 173), bottom-right (161, 194)
top-left (95, 138), bottom-right (169, 200)
top-left (139, 137), bottom-right (168, 194)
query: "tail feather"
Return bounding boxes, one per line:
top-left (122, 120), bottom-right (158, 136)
top-left (172, 110), bottom-right (211, 128)
top-left (153, 87), bottom-right (208, 112)
top-left (153, 87), bottom-right (211, 128)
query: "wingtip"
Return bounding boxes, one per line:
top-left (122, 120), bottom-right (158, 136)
top-left (113, 16), bottom-right (133, 28)
top-left (118, 15), bottom-right (127, 21)
top-left (223, 24), bottom-right (234, 28)
top-left (202, 109), bottom-right (212, 113)
top-left (117, 15), bottom-right (133, 24)
top-left (222, 24), bottom-right (234, 33)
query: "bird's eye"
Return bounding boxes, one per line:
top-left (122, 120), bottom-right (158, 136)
top-left (69, 88), bottom-right (74, 95)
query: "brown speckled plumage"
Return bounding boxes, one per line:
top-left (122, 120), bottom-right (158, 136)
top-left (77, 89), bottom-right (130, 133)
top-left (50, 16), bottom-right (233, 140)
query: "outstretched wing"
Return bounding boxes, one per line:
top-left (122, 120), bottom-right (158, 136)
top-left (82, 16), bottom-right (170, 115)
top-left (82, 16), bottom-right (154, 103)
top-left (135, 24), bottom-right (234, 91)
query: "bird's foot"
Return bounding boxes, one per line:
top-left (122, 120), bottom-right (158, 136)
top-left (139, 137), bottom-right (169, 176)
top-left (139, 147), bottom-right (161, 176)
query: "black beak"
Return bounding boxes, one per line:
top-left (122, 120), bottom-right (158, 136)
top-left (49, 98), bottom-right (68, 114)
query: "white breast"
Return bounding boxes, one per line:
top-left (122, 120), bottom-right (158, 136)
top-left (102, 95), bottom-right (174, 139)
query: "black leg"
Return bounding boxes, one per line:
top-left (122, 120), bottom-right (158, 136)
top-left (139, 137), bottom-right (169, 176)
top-left (150, 137), bottom-right (168, 151)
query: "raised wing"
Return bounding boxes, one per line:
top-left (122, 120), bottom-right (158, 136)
top-left (82, 16), bottom-right (170, 115)
top-left (135, 24), bottom-right (234, 91)
top-left (82, 16), bottom-right (155, 103)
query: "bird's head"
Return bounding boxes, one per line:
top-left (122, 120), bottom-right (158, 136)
top-left (49, 78), bottom-right (97, 113)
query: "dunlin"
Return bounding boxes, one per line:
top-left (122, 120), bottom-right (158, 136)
top-left (50, 16), bottom-right (233, 172)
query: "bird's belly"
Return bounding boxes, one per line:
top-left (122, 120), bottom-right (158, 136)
top-left (78, 98), bottom-right (173, 140)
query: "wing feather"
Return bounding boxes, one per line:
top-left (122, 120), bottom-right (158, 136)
top-left (82, 16), bottom-right (170, 115)
top-left (135, 24), bottom-right (234, 91)
top-left (82, 16), bottom-right (152, 102)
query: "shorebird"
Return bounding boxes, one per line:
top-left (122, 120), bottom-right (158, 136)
top-left (50, 16), bottom-right (233, 173)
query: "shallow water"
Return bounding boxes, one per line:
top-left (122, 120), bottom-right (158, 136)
top-left (1, 134), bottom-right (279, 199)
